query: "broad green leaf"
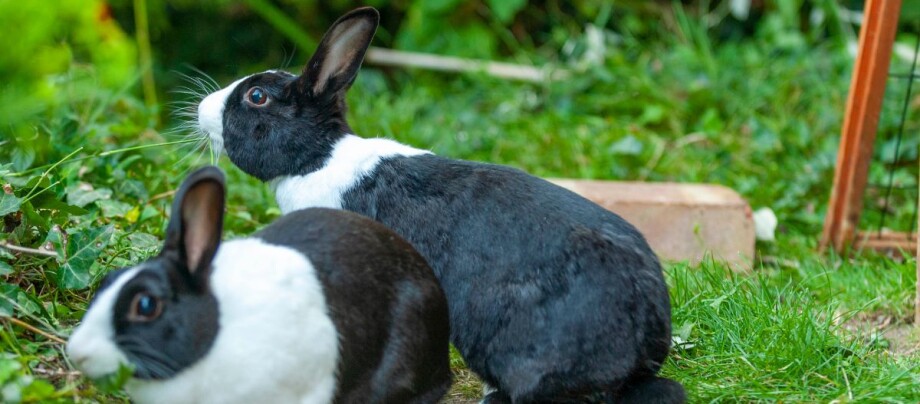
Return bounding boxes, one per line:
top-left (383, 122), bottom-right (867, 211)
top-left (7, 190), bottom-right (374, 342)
top-left (20, 200), bottom-right (49, 230)
top-left (0, 356), bottom-right (22, 385)
top-left (96, 199), bottom-right (132, 218)
top-left (139, 205), bottom-right (161, 222)
top-left (0, 284), bottom-right (22, 316)
top-left (116, 179), bottom-right (148, 199)
top-left (49, 225), bottom-right (115, 290)
top-left (0, 261), bottom-right (11, 276)
top-left (23, 175), bottom-right (50, 190)
top-left (609, 135), bottom-right (644, 156)
top-left (1, 377), bottom-right (23, 402)
top-left (234, 211), bottom-right (253, 222)
top-left (487, 0), bottom-right (526, 23)
top-left (27, 192), bottom-right (89, 216)
top-left (0, 193), bottom-right (21, 216)
top-left (15, 290), bottom-right (44, 317)
top-left (11, 147), bottom-right (35, 172)
top-left (43, 227), bottom-right (66, 259)
top-left (65, 185), bottom-right (112, 208)
top-left (20, 378), bottom-right (56, 401)
top-left (126, 232), bottom-right (160, 251)
top-left (639, 104), bottom-right (666, 124)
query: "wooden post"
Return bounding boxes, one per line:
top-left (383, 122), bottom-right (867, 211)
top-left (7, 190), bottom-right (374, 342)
top-left (820, 0), bottom-right (902, 251)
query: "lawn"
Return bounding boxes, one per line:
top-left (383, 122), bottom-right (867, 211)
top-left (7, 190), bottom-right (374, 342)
top-left (1, 1), bottom-right (919, 402)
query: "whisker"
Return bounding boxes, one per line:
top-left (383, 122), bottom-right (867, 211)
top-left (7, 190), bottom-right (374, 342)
top-left (184, 65), bottom-right (220, 91)
top-left (114, 336), bottom-right (182, 378)
top-left (281, 45), bottom-right (298, 71)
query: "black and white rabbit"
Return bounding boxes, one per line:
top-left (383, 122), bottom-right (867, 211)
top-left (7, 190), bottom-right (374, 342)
top-left (66, 166), bottom-right (451, 404)
top-left (196, 7), bottom-right (685, 403)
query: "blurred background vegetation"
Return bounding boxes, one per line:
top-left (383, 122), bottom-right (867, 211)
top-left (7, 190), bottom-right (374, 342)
top-left (3, 0), bottom-right (919, 233)
top-left (0, 0), bottom-right (919, 402)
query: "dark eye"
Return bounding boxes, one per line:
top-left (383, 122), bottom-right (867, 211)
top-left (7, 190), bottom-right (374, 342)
top-left (246, 87), bottom-right (269, 106)
top-left (128, 293), bottom-right (162, 322)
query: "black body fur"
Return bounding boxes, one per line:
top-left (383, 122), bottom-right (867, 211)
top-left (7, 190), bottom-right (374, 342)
top-left (208, 7), bottom-right (684, 403)
top-left (257, 208), bottom-right (452, 403)
top-left (343, 155), bottom-right (679, 402)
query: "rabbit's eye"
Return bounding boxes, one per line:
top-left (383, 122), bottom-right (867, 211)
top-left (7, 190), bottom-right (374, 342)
top-left (246, 87), bottom-right (269, 107)
top-left (128, 293), bottom-right (162, 322)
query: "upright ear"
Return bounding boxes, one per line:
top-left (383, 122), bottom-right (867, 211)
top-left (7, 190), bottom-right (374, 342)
top-left (300, 7), bottom-right (379, 97)
top-left (163, 166), bottom-right (226, 289)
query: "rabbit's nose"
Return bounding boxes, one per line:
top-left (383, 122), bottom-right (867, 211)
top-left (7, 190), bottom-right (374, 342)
top-left (66, 340), bottom-right (123, 378)
top-left (67, 342), bottom-right (91, 369)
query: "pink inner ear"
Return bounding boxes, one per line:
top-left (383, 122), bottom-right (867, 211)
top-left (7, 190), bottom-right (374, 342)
top-left (182, 184), bottom-right (221, 273)
top-left (313, 18), bottom-right (372, 94)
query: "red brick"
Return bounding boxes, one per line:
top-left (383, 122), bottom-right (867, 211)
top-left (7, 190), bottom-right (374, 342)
top-left (549, 179), bottom-right (755, 271)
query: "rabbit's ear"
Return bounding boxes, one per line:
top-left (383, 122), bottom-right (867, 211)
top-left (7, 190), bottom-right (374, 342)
top-left (164, 166), bottom-right (226, 290)
top-left (300, 7), bottom-right (379, 97)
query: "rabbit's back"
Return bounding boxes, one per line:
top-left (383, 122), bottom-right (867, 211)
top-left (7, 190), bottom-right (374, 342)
top-left (342, 155), bottom-right (672, 399)
top-left (255, 208), bottom-right (452, 403)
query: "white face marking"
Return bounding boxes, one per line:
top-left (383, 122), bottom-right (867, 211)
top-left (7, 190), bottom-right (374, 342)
top-left (124, 238), bottom-right (339, 404)
top-left (197, 76), bottom-right (249, 155)
top-left (67, 267), bottom-right (143, 379)
top-left (271, 135), bottom-right (431, 213)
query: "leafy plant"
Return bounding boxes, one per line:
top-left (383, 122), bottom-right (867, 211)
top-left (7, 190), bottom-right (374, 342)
top-left (1, 0), bottom-right (918, 402)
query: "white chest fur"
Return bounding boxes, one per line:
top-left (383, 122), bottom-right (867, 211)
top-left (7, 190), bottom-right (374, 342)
top-left (125, 238), bottom-right (339, 404)
top-left (271, 135), bottom-right (430, 214)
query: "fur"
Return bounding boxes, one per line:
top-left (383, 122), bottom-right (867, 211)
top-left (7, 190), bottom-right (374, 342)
top-left (256, 208), bottom-right (452, 404)
top-left (272, 135), bottom-right (429, 212)
top-left (125, 238), bottom-right (339, 404)
top-left (343, 154), bottom-right (674, 402)
top-left (67, 267), bottom-right (142, 378)
top-left (67, 166), bottom-right (451, 404)
top-left (196, 6), bottom-right (683, 403)
top-left (198, 76), bottom-right (249, 153)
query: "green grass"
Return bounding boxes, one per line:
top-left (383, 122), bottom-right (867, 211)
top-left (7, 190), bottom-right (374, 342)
top-left (2, 4), bottom-right (920, 403)
top-left (665, 255), bottom-right (918, 402)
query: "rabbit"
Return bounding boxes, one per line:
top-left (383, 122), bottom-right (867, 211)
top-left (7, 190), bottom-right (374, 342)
top-left (66, 166), bottom-right (452, 404)
top-left (195, 7), bottom-right (685, 403)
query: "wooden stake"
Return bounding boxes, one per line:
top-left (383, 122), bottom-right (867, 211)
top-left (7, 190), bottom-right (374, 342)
top-left (820, 0), bottom-right (902, 252)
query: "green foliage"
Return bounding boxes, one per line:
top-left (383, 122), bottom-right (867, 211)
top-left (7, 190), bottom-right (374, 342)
top-left (395, 1), bottom-right (498, 59)
top-left (487, 0), bottom-right (527, 23)
top-left (0, 194), bottom-right (21, 217)
top-left (46, 225), bottom-right (116, 290)
top-left (0, 356), bottom-right (60, 403)
top-left (665, 256), bottom-right (919, 401)
top-left (91, 363), bottom-right (134, 395)
top-left (0, 0), bottom-right (919, 402)
top-left (0, 0), bottom-right (137, 137)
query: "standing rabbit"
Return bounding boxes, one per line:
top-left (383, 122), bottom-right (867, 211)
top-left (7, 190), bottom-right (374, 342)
top-left (66, 166), bottom-right (451, 404)
top-left (196, 7), bottom-right (684, 403)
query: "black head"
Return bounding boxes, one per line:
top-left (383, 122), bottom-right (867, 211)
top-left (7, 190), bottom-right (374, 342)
top-left (68, 166), bottom-right (226, 380)
top-left (207, 7), bottom-right (380, 181)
